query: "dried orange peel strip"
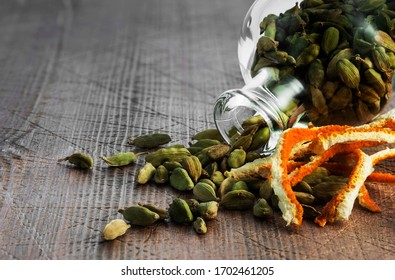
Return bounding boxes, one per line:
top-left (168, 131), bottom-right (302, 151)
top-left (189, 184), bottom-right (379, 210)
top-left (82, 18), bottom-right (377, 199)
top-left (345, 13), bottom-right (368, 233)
top-left (315, 147), bottom-right (395, 226)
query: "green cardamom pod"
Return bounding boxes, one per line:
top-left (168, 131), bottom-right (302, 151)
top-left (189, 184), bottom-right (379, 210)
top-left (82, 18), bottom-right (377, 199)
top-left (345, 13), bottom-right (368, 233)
top-left (227, 148), bottom-right (246, 169)
top-left (58, 152), bottom-right (94, 169)
top-left (326, 48), bottom-right (354, 79)
top-left (259, 178), bottom-right (273, 200)
top-left (218, 176), bottom-right (235, 198)
top-left (118, 205), bottom-right (160, 226)
top-left (364, 68), bottom-right (387, 96)
top-left (373, 30), bottom-right (395, 53)
top-left (248, 127), bottom-right (270, 152)
top-left (296, 43), bottom-right (320, 66)
top-left (162, 161), bottom-right (182, 171)
top-left (153, 165), bottom-right (169, 184)
top-left (302, 167), bottom-right (330, 185)
top-left (205, 143), bottom-right (230, 161)
top-left (220, 189), bottom-right (255, 210)
top-left (193, 217), bottom-right (207, 234)
top-left (196, 201), bottom-right (219, 220)
top-left (232, 181), bottom-right (249, 191)
top-left (139, 203), bottom-right (169, 220)
top-left (189, 139), bottom-right (221, 149)
top-left (371, 46), bottom-right (391, 73)
top-left (257, 36), bottom-right (279, 55)
top-left (210, 170), bottom-right (225, 186)
top-left (321, 27), bottom-right (339, 55)
top-left (359, 84), bottom-right (381, 104)
top-left (192, 128), bottom-right (224, 142)
top-left (307, 59), bottom-right (325, 88)
top-left (101, 152), bottom-right (137, 167)
top-left (198, 178), bottom-right (217, 191)
top-left (102, 219), bottom-right (130, 241)
top-left (168, 198), bottom-right (194, 224)
top-left (253, 198), bottom-right (273, 219)
top-left (182, 155), bottom-right (202, 183)
top-left (311, 181), bottom-right (347, 202)
top-left (193, 182), bottom-right (219, 202)
top-left (328, 86), bottom-right (353, 110)
top-left (136, 162), bottom-right (156, 184)
top-left (128, 133), bottom-right (171, 148)
top-left (358, 0), bottom-right (386, 13)
top-left (336, 58), bottom-right (360, 89)
top-left (293, 181), bottom-right (313, 194)
top-left (294, 191), bottom-right (315, 205)
top-left (145, 146), bottom-right (191, 167)
top-left (241, 114), bottom-right (266, 129)
top-left (169, 167), bottom-right (194, 191)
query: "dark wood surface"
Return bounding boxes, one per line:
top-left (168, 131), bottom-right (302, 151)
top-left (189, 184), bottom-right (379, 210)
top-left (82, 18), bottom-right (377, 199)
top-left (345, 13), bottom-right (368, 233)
top-left (0, 0), bottom-right (394, 260)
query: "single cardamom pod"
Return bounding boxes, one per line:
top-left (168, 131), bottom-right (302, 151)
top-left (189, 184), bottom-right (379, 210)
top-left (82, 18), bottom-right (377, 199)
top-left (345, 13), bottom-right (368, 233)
top-left (210, 170), bottom-right (225, 186)
top-left (293, 181), bottom-right (313, 194)
top-left (169, 167), bottom-right (194, 191)
top-left (182, 155), bottom-right (202, 183)
top-left (232, 180), bottom-right (249, 191)
top-left (118, 205), bottom-right (160, 226)
top-left (193, 182), bottom-right (219, 202)
top-left (296, 43), bottom-right (320, 66)
top-left (168, 198), bottom-right (194, 224)
top-left (371, 46), bottom-right (391, 73)
top-left (227, 148), bottom-right (247, 169)
top-left (196, 201), bottom-right (219, 220)
top-left (139, 203), bottom-right (169, 220)
top-left (101, 219), bottom-right (131, 241)
top-left (257, 36), bottom-right (279, 55)
top-left (310, 86), bottom-right (328, 115)
top-left (364, 68), bottom-right (386, 96)
top-left (259, 178), bottom-right (273, 200)
top-left (307, 59), bottom-right (325, 88)
top-left (328, 86), bottom-right (353, 110)
top-left (189, 139), bottom-right (221, 149)
top-left (153, 165), bottom-right (169, 184)
top-left (136, 162), bottom-right (156, 184)
top-left (205, 143), bottom-right (230, 161)
top-left (241, 114), bottom-right (266, 129)
top-left (294, 191), bottom-right (315, 205)
top-left (321, 26), bottom-right (339, 55)
top-left (218, 176), bottom-right (235, 198)
top-left (326, 48), bottom-right (354, 79)
top-left (198, 178), bottom-right (217, 191)
top-left (220, 189), bottom-right (255, 210)
top-left (248, 127), bottom-right (270, 151)
top-left (253, 198), bottom-right (273, 219)
top-left (101, 152), bottom-right (137, 167)
top-left (302, 167), bottom-right (330, 185)
top-left (128, 133), bottom-right (171, 148)
top-left (58, 152), bottom-right (94, 169)
top-left (193, 217), bottom-right (207, 234)
top-left (359, 84), bottom-right (381, 104)
top-left (311, 181), bottom-right (347, 202)
top-left (162, 161), bottom-right (182, 171)
top-left (186, 198), bottom-right (200, 216)
top-left (373, 30), bottom-right (395, 53)
top-left (336, 58), bottom-right (360, 89)
top-left (145, 146), bottom-right (191, 167)
top-left (192, 128), bottom-right (224, 142)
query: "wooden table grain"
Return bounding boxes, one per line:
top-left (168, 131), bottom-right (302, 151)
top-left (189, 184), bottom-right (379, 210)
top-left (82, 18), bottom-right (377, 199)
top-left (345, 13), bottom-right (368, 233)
top-left (0, 0), bottom-right (394, 260)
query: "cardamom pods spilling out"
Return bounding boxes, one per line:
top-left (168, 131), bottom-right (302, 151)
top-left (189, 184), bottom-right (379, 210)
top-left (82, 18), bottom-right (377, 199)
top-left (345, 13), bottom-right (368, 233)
top-left (196, 201), bottom-right (219, 220)
top-left (252, 0), bottom-right (395, 128)
top-left (136, 162), bottom-right (156, 184)
top-left (220, 189), bottom-right (255, 210)
top-left (169, 167), bottom-right (194, 191)
top-left (253, 198), bottom-right (273, 219)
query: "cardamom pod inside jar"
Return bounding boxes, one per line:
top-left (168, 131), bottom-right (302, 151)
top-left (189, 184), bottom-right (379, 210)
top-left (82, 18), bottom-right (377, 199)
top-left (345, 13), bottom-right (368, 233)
top-left (214, 0), bottom-right (395, 154)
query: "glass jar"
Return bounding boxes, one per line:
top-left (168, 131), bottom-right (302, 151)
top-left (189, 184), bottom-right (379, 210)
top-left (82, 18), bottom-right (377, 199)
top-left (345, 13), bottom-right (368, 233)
top-left (214, 0), bottom-right (395, 154)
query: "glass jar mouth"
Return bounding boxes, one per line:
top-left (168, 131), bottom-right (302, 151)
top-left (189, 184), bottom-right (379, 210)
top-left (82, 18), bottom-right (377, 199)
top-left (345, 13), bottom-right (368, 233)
top-left (214, 87), bottom-right (287, 155)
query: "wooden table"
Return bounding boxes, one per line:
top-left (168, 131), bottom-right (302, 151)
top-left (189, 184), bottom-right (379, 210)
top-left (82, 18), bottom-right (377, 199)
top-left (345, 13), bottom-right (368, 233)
top-left (0, 0), bottom-right (394, 260)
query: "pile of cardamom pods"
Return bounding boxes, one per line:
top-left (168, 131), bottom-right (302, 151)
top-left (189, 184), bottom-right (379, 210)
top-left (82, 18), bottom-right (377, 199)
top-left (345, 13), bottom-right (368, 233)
top-left (59, 127), bottom-right (349, 241)
top-left (252, 0), bottom-right (395, 126)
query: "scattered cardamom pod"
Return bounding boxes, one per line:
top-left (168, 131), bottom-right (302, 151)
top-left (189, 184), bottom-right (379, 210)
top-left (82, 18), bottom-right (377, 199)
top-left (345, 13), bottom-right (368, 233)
top-left (139, 203), bottom-right (169, 220)
top-left (192, 128), bottom-right (224, 142)
top-left (168, 198), bottom-right (194, 224)
top-left (100, 152), bottom-right (137, 167)
top-left (145, 146), bottom-right (191, 167)
top-left (58, 152), bottom-right (93, 169)
top-left (220, 189), bottom-right (255, 210)
top-left (128, 133), bottom-right (171, 148)
top-left (196, 201), bottom-right (219, 220)
top-left (193, 217), bottom-right (207, 234)
top-left (169, 167), bottom-right (194, 191)
top-left (136, 162), bottom-right (156, 184)
top-left (181, 155), bottom-right (202, 183)
top-left (253, 198), bottom-right (273, 219)
top-left (193, 182), bottom-right (219, 202)
top-left (153, 165), bottom-right (169, 184)
top-left (118, 205), bottom-right (160, 226)
top-left (227, 148), bottom-right (247, 169)
top-left (102, 219), bottom-right (131, 241)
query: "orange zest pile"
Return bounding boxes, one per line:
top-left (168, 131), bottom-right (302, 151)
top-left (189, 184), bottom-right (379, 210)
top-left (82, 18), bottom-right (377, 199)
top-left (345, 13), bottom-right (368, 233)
top-left (227, 109), bottom-right (395, 227)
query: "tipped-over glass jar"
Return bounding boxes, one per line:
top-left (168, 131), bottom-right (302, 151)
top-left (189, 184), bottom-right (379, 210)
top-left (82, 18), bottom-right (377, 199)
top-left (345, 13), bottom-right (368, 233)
top-left (214, 0), bottom-right (395, 155)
